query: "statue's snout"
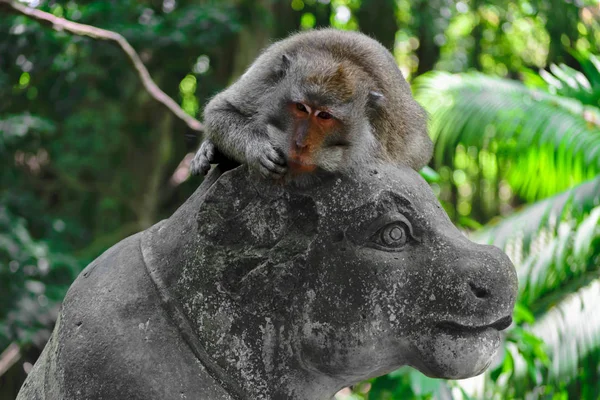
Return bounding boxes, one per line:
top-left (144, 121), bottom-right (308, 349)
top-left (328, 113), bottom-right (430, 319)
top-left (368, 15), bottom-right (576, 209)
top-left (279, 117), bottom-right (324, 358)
top-left (433, 236), bottom-right (518, 329)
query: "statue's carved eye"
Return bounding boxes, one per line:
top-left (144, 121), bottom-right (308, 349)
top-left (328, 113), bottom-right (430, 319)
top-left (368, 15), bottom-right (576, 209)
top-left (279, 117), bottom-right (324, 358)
top-left (372, 223), bottom-right (409, 250)
top-left (364, 212), bottom-right (418, 252)
top-left (380, 224), bottom-right (408, 247)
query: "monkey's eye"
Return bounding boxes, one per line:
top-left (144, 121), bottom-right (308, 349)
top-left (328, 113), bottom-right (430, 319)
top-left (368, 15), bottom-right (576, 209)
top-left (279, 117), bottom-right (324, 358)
top-left (296, 103), bottom-right (309, 113)
top-left (317, 111), bottom-right (332, 120)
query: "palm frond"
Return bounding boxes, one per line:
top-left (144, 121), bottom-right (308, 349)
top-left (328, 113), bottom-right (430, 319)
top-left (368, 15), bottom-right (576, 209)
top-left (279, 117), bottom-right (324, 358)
top-left (494, 279), bottom-right (600, 396)
top-left (522, 51), bottom-right (600, 111)
top-left (414, 72), bottom-right (600, 201)
top-left (531, 278), bottom-right (600, 388)
top-left (575, 52), bottom-right (600, 93)
top-left (475, 176), bottom-right (600, 248)
top-left (473, 176), bottom-right (600, 308)
top-left (470, 179), bottom-right (600, 397)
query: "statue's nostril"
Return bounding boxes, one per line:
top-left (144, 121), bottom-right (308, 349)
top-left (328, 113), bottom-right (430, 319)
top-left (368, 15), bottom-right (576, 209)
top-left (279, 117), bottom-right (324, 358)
top-left (469, 282), bottom-right (490, 299)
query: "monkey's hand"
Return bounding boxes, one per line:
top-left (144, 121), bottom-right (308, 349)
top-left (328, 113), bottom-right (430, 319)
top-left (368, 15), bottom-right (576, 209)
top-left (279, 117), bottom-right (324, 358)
top-left (247, 140), bottom-right (288, 179)
top-left (190, 139), bottom-right (216, 176)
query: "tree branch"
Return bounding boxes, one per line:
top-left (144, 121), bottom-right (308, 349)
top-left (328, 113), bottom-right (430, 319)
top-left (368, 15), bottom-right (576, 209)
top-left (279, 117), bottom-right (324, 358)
top-left (0, 0), bottom-right (204, 133)
top-left (0, 343), bottom-right (21, 377)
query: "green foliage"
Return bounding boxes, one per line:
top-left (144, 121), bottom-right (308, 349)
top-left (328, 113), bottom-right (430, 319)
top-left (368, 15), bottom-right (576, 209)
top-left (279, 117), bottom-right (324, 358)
top-left (413, 55), bottom-right (600, 399)
top-left (414, 67), bottom-right (600, 202)
top-left (0, 0), bottom-right (244, 365)
top-left (343, 367), bottom-right (455, 400)
top-left (0, 114), bottom-right (55, 150)
top-left (475, 166), bottom-right (600, 309)
top-left (408, 48), bottom-right (600, 400)
top-left (531, 279), bottom-right (600, 398)
top-left (472, 177), bottom-right (600, 398)
top-left (0, 206), bottom-right (79, 350)
top-left (1, 1), bottom-right (600, 399)
top-left (419, 166), bottom-right (441, 183)
top-left (524, 51), bottom-right (600, 108)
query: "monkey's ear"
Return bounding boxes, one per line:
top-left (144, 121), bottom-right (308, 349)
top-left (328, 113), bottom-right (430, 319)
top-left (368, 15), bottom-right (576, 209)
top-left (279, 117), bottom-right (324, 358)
top-left (281, 54), bottom-right (292, 70)
top-left (368, 91), bottom-right (385, 108)
top-left (274, 54), bottom-right (292, 81)
top-left (366, 91), bottom-right (385, 122)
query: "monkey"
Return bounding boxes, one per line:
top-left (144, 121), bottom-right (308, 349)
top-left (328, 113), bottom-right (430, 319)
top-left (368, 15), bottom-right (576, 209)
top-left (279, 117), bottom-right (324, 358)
top-left (190, 29), bottom-right (432, 184)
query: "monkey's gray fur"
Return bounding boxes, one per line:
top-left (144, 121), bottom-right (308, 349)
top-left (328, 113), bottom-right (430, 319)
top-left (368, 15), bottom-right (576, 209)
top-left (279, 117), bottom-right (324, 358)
top-left (190, 29), bottom-right (433, 182)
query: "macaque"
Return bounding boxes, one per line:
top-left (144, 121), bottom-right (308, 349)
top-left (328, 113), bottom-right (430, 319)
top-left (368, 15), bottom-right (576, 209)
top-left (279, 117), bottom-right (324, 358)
top-left (190, 29), bottom-right (432, 183)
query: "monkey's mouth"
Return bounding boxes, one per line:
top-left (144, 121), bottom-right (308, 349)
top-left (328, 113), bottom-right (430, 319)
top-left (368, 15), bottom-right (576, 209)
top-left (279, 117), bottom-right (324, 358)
top-left (288, 158), bottom-right (317, 173)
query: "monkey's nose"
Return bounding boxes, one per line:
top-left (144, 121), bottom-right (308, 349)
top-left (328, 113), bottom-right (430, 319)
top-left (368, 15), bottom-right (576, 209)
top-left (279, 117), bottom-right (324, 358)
top-left (295, 138), bottom-right (308, 149)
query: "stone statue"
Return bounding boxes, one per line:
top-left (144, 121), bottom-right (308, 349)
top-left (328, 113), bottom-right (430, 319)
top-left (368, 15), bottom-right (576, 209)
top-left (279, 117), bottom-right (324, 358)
top-left (18, 163), bottom-right (517, 400)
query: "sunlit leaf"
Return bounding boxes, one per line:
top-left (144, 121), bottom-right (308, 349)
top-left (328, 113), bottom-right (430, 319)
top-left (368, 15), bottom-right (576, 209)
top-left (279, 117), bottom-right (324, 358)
top-left (532, 280), bottom-right (600, 384)
top-left (414, 71), bottom-right (600, 202)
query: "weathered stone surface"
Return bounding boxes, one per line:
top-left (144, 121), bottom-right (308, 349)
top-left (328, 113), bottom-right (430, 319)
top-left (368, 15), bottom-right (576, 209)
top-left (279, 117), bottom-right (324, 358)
top-left (17, 163), bottom-right (517, 400)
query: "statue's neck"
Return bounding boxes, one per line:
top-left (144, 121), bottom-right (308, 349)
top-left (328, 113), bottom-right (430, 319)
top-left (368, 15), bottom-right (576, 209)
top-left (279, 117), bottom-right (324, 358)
top-left (195, 319), bottom-right (343, 400)
top-left (141, 222), bottom-right (342, 399)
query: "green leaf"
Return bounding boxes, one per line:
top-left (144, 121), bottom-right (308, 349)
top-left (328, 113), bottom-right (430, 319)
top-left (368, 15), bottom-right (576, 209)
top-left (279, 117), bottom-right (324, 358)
top-left (419, 166), bottom-right (441, 183)
top-left (414, 71), bottom-right (600, 202)
top-left (572, 207), bottom-right (600, 262)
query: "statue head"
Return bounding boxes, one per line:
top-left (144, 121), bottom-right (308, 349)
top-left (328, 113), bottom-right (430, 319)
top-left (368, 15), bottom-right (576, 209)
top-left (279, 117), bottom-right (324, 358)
top-left (188, 163), bottom-right (517, 385)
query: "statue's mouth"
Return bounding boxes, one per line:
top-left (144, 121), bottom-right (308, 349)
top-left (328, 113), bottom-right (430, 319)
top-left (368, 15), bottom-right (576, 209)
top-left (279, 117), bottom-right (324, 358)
top-left (437, 315), bottom-right (513, 334)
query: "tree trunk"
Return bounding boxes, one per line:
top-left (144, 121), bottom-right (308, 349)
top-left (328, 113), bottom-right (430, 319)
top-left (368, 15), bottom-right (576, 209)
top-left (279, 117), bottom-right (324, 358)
top-left (414, 0), bottom-right (442, 76)
top-left (469, 0), bottom-right (483, 70)
top-left (356, 0), bottom-right (398, 52)
top-left (544, 0), bottom-right (580, 69)
top-left (230, 0), bottom-right (275, 80)
top-left (272, 0), bottom-right (301, 39)
top-left (308, 0), bottom-right (332, 29)
top-left (139, 110), bottom-right (173, 229)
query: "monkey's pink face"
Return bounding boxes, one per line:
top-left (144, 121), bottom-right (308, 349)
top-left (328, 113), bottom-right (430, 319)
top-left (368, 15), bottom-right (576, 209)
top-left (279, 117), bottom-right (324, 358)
top-left (287, 101), bottom-right (340, 173)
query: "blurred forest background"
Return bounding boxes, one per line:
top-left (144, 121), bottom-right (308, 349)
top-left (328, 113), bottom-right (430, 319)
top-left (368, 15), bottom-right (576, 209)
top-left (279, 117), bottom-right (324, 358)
top-left (1, 0), bottom-right (599, 399)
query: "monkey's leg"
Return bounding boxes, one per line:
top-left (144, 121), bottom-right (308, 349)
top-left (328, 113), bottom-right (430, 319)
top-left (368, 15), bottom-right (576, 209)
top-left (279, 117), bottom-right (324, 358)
top-left (190, 139), bottom-right (241, 176)
top-left (190, 140), bottom-right (216, 176)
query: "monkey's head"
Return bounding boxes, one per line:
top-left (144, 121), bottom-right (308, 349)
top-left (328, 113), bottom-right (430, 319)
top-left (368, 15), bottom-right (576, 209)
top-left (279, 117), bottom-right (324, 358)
top-left (267, 52), bottom-right (384, 175)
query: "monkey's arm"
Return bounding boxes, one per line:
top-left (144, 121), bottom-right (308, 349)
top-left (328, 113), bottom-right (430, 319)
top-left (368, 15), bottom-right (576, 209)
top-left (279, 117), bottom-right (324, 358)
top-left (202, 95), bottom-right (261, 161)
top-left (192, 47), bottom-right (291, 177)
top-left (202, 96), bottom-right (286, 178)
top-left (189, 92), bottom-right (253, 176)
